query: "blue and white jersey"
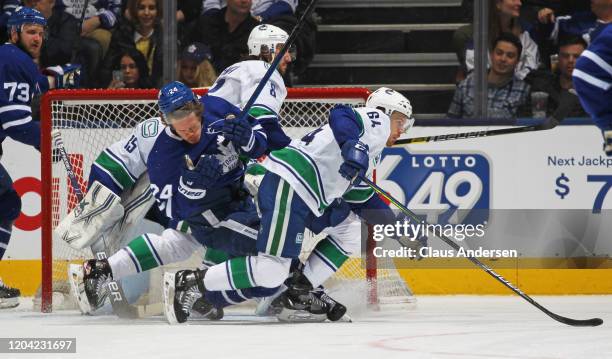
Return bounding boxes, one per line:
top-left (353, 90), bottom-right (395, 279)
top-left (88, 94), bottom-right (259, 227)
top-left (0, 43), bottom-right (49, 149)
top-left (573, 23), bottom-right (612, 133)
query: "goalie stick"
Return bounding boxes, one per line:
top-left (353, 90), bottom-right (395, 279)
top-left (52, 130), bottom-right (139, 319)
top-left (358, 174), bottom-right (603, 327)
top-left (393, 117), bottom-right (558, 146)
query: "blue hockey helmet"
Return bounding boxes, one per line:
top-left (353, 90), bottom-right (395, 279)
top-left (158, 81), bottom-right (199, 120)
top-left (7, 7), bottom-right (47, 32)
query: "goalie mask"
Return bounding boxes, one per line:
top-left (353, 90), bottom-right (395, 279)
top-left (248, 24), bottom-right (295, 62)
top-left (366, 87), bottom-right (415, 133)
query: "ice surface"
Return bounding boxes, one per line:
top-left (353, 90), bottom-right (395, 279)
top-left (1, 295), bottom-right (610, 359)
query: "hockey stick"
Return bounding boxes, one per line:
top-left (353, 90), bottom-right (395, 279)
top-left (237, 0), bottom-right (318, 121)
top-left (52, 130), bottom-right (139, 319)
top-left (357, 174), bottom-right (603, 327)
top-left (393, 117), bottom-right (558, 146)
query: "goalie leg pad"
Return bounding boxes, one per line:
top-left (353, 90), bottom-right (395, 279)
top-left (54, 181), bottom-right (125, 250)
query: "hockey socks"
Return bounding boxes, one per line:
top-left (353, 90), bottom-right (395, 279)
top-left (109, 230), bottom-right (200, 280)
top-left (204, 254), bottom-right (291, 290)
top-left (303, 236), bottom-right (350, 288)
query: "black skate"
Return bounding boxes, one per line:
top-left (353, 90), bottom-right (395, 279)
top-left (192, 297), bottom-right (224, 321)
top-left (277, 271), bottom-right (349, 322)
top-left (311, 287), bottom-right (347, 322)
top-left (68, 259), bottom-right (112, 314)
top-left (0, 278), bottom-right (20, 309)
top-left (163, 269), bottom-right (215, 324)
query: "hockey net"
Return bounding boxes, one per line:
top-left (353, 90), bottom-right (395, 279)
top-left (40, 88), bottom-right (415, 313)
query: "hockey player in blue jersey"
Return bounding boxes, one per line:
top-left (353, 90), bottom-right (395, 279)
top-left (164, 87), bottom-right (416, 323)
top-left (572, 22), bottom-right (612, 155)
top-left (61, 78), bottom-right (293, 316)
top-left (0, 6), bottom-right (80, 308)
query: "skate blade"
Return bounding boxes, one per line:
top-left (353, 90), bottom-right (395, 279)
top-left (68, 264), bottom-right (92, 315)
top-left (0, 297), bottom-right (19, 309)
top-left (254, 284), bottom-right (287, 317)
top-left (162, 272), bottom-right (178, 325)
top-left (276, 307), bottom-right (327, 323)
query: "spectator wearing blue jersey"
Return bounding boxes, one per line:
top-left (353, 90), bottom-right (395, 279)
top-left (0, 0), bottom-right (20, 43)
top-left (536, 0), bottom-right (612, 45)
top-left (0, 6), bottom-right (79, 309)
top-left (573, 22), bottom-right (612, 155)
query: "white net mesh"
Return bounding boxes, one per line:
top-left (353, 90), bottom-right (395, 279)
top-left (44, 88), bottom-right (414, 311)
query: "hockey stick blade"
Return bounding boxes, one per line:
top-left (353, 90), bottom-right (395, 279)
top-left (358, 175), bottom-right (603, 327)
top-left (393, 117), bottom-right (559, 146)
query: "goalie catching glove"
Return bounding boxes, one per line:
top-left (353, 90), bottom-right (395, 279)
top-left (54, 181), bottom-right (124, 249)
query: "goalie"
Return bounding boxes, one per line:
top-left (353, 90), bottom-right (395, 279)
top-left (60, 25), bottom-right (296, 316)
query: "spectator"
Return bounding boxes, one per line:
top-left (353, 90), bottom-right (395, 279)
top-left (0, 1), bottom-right (20, 43)
top-left (102, 0), bottom-right (163, 87)
top-left (176, 0), bottom-right (203, 49)
top-left (177, 42), bottom-right (217, 88)
top-left (29, 0), bottom-right (103, 87)
top-left (107, 48), bottom-right (153, 88)
top-left (452, 0), bottom-right (540, 81)
top-left (202, 0), bottom-right (297, 23)
top-left (529, 36), bottom-right (588, 118)
top-left (448, 33), bottom-right (531, 121)
top-left (188, 0), bottom-right (259, 73)
top-left (56, 0), bottom-right (121, 58)
top-left (538, 0), bottom-right (612, 45)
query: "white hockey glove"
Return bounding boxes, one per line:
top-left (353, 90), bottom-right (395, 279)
top-left (54, 181), bottom-right (124, 249)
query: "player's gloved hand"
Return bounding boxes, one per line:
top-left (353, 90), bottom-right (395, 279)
top-left (603, 130), bottom-right (612, 156)
top-left (339, 140), bottom-right (369, 185)
top-left (44, 64), bottom-right (81, 89)
top-left (222, 114), bottom-right (255, 150)
top-left (97, 9), bottom-right (117, 29)
top-left (179, 154), bottom-right (223, 197)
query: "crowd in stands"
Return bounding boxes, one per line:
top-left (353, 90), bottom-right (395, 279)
top-left (0, 0), bottom-right (315, 88)
top-left (0, 0), bottom-right (608, 122)
top-left (449, 0), bottom-right (611, 122)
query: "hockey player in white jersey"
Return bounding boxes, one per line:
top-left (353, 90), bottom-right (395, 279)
top-left (62, 25), bottom-right (295, 316)
top-left (165, 87), bottom-right (415, 323)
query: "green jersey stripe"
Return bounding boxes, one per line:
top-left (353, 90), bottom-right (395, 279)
top-left (127, 236), bottom-right (159, 272)
top-left (343, 186), bottom-right (375, 203)
top-left (316, 237), bottom-right (349, 269)
top-left (269, 181), bottom-right (291, 256)
top-left (94, 152), bottom-right (136, 189)
top-left (249, 106), bottom-right (276, 118)
top-left (268, 147), bottom-right (330, 212)
top-left (229, 257), bottom-right (254, 289)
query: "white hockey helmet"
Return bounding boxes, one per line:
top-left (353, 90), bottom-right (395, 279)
top-left (366, 87), bottom-right (415, 132)
top-left (248, 24), bottom-right (289, 58)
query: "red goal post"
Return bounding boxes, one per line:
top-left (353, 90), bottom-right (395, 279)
top-left (39, 87), bottom-right (412, 313)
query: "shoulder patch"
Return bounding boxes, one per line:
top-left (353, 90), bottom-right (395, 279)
top-left (141, 119), bottom-right (159, 138)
